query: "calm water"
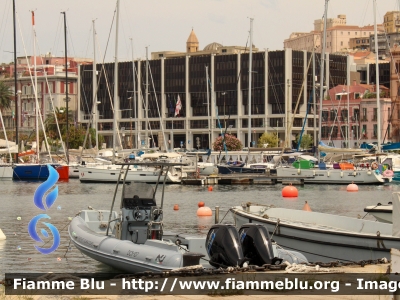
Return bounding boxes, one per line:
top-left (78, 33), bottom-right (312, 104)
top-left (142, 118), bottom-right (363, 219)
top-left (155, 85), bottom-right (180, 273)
top-left (0, 179), bottom-right (399, 276)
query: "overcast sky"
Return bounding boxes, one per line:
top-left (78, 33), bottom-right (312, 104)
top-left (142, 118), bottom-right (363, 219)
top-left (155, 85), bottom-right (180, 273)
top-left (0, 0), bottom-right (399, 64)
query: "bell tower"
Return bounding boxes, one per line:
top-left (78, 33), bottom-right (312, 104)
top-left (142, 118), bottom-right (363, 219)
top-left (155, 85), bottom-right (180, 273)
top-left (186, 28), bottom-right (199, 53)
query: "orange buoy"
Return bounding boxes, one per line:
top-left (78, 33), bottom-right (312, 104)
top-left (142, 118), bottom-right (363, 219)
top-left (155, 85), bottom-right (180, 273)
top-left (198, 201), bottom-right (205, 208)
top-left (282, 184), bottom-right (298, 197)
top-left (302, 201), bottom-right (312, 212)
top-left (197, 206), bottom-right (212, 216)
top-left (347, 182), bottom-right (359, 192)
top-left (208, 186), bottom-right (213, 191)
top-left (173, 204), bottom-right (179, 211)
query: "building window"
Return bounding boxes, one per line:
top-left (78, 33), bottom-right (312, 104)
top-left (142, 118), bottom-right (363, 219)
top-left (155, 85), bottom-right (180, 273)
top-left (348, 32), bottom-right (350, 35)
top-left (373, 108), bottom-right (377, 121)
top-left (373, 124), bottom-right (377, 137)
top-left (222, 49), bottom-right (227, 53)
top-left (158, 54), bottom-right (164, 58)
top-left (362, 107), bottom-right (367, 121)
top-left (355, 93), bottom-right (360, 99)
top-left (362, 124), bottom-right (367, 138)
top-left (341, 41), bottom-right (343, 46)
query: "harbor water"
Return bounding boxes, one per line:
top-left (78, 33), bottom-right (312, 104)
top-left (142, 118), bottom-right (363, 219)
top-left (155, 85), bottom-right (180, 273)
top-left (0, 179), bottom-right (399, 276)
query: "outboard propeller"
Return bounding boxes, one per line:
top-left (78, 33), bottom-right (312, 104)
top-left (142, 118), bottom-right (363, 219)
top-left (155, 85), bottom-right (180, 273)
top-left (239, 223), bottom-right (282, 266)
top-left (206, 224), bottom-right (248, 268)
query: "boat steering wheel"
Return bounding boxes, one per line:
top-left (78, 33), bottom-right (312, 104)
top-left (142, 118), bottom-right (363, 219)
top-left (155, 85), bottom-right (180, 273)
top-left (133, 207), bottom-right (148, 221)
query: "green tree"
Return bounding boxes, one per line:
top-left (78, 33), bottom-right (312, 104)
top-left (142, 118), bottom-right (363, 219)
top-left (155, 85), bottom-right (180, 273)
top-left (257, 132), bottom-right (279, 147)
top-left (213, 134), bottom-right (242, 151)
top-left (0, 81), bottom-right (12, 111)
top-left (296, 133), bottom-right (313, 149)
top-left (66, 126), bottom-right (103, 149)
top-left (45, 107), bottom-right (74, 139)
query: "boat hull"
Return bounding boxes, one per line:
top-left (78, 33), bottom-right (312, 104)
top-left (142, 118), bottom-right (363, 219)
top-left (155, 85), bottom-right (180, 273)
top-left (13, 164), bottom-right (63, 180)
top-left (0, 165), bottom-right (13, 180)
top-left (217, 165), bottom-right (266, 174)
top-left (78, 165), bottom-right (182, 183)
top-left (276, 167), bottom-right (389, 184)
top-left (364, 205), bottom-right (392, 223)
top-left (69, 213), bottom-right (186, 273)
top-left (230, 206), bottom-right (400, 263)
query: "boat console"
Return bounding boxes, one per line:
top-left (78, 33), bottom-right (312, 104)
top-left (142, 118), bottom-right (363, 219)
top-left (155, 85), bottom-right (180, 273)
top-left (118, 183), bottom-right (163, 244)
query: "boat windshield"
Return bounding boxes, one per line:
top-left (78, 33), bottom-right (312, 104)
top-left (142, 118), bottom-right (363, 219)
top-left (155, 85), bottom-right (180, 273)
top-left (123, 182), bottom-right (155, 201)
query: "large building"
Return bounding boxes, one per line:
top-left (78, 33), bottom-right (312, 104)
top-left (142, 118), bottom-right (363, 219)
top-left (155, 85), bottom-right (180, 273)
top-left (0, 54), bottom-right (92, 135)
top-left (78, 30), bottom-right (350, 151)
top-left (284, 14), bottom-right (383, 54)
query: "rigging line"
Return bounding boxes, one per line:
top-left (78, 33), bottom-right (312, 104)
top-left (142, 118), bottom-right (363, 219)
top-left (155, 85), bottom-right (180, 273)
top-left (65, 16), bottom-right (77, 58)
top-left (148, 62), bottom-right (168, 151)
top-left (17, 14), bottom-right (52, 159)
top-left (83, 24), bottom-right (92, 61)
top-left (35, 48), bottom-right (67, 160)
top-left (286, 54), bottom-right (313, 145)
top-left (0, 0), bottom-right (11, 51)
top-left (52, 14), bottom-right (63, 58)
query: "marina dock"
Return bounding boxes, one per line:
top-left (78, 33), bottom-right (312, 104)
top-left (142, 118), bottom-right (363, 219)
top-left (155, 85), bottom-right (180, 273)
top-left (182, 174), bottom-right (311, 186)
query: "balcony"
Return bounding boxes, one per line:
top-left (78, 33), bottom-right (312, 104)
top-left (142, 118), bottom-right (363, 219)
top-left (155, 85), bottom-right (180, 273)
top-left (361, 116), bottom-right (368, 122)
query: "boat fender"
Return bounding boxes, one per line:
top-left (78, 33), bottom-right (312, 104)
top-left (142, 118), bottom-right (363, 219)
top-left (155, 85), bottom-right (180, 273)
top-left (297, 168), bottom-right (301, 175)
top-left (313, 170), bottom-right (316, 176)
top-left (367, 171), bottom-right (371, 175)
top-left (353, 171), bottom-right (357, 176)
top-left (327, 171), bottom-right (330, 177)
top-left (340, 171), bottom-right (343, 178)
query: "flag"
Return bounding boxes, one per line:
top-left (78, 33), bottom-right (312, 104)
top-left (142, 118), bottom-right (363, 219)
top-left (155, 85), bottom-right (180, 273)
top-left (12, 111), bottom-right (15, 120)
top-left (174, 95), bottom-right (182, 117)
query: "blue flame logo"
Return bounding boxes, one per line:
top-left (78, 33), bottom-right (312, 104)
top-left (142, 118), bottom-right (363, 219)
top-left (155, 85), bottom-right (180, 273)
top-left (28, 165), bottom-right (60, 254)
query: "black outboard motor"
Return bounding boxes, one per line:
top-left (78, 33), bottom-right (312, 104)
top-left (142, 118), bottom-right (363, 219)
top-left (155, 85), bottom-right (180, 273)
top-left (239, 224), bottom-right (282, 266)
top-left (206, 224), bottom-right (248, 268)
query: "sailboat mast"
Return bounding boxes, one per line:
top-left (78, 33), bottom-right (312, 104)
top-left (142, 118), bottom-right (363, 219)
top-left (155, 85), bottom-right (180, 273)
top-left (312, 48), bottom-right (316, 148)
top-left (32, 11), bottom-right (39, 161)
top-left (113, 0), bottom-right (120, 157)
top-left (206, 66), bottom-right (211, 149)
top-left (248, 18), bottom-right (254, 148)
top-left (145, 46), bottom-right (149, 148)
top-left (13, 0), bottom-right (18, 157)
top-left (374, 0), bottom-right (381, 152)
top-left (318, 0), bottom-right (329, 161)
top-left (62, 12), bottom-right (69, 164)
top-left (92, 20), bottom-right (98, 150)
top-left (130, 38), bottom-right (137, 149)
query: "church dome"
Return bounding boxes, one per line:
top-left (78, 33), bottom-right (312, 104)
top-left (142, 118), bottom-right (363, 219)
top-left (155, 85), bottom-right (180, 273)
top-left (203, 42), bottom-right (223, 51)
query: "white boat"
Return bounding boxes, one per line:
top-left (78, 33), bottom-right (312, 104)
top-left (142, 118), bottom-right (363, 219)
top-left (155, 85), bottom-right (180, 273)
top-left (364, 203), bottom-right (392, 223)
top-left (230, 194), bottom-right (400, 263)
top-left (69, 161), bottom-right (307, 273)
top-left (78, 163), bottom-right (184, 183)
top-left (276, 163), bottom-right (391, 184)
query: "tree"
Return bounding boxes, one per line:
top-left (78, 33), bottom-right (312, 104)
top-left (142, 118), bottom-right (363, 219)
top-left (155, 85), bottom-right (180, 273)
top-left (296, 133), bottom-right (313, 150)
top-left (212, 134), bottom-right (242, 151)
top-left (45, 107), bottom-right (74, 139)
top-left (0, 81), bottom-right (12, 111)
top-left (257, 132), bottom-right (279, 147)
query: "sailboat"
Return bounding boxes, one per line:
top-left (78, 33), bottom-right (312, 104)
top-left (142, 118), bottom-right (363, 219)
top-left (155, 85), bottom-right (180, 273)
top-left (275, 1), bottom-right (391, 185)
top-left (13, 11), bottom-right (68, 180)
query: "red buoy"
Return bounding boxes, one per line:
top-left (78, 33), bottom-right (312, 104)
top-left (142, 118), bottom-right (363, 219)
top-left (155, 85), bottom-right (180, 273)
top-left (173, 204), bottom-right (179, 211)
top-left (197, 206), bottom-right (212, 216)
top-left (208, 186), bottom-right (213, 192)
top-left (347, 182), bottom-right (359, 192)
top-left (198, 201), bottom-right (205, 207)
top-left (282, 184), bottom-right (298, 197)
